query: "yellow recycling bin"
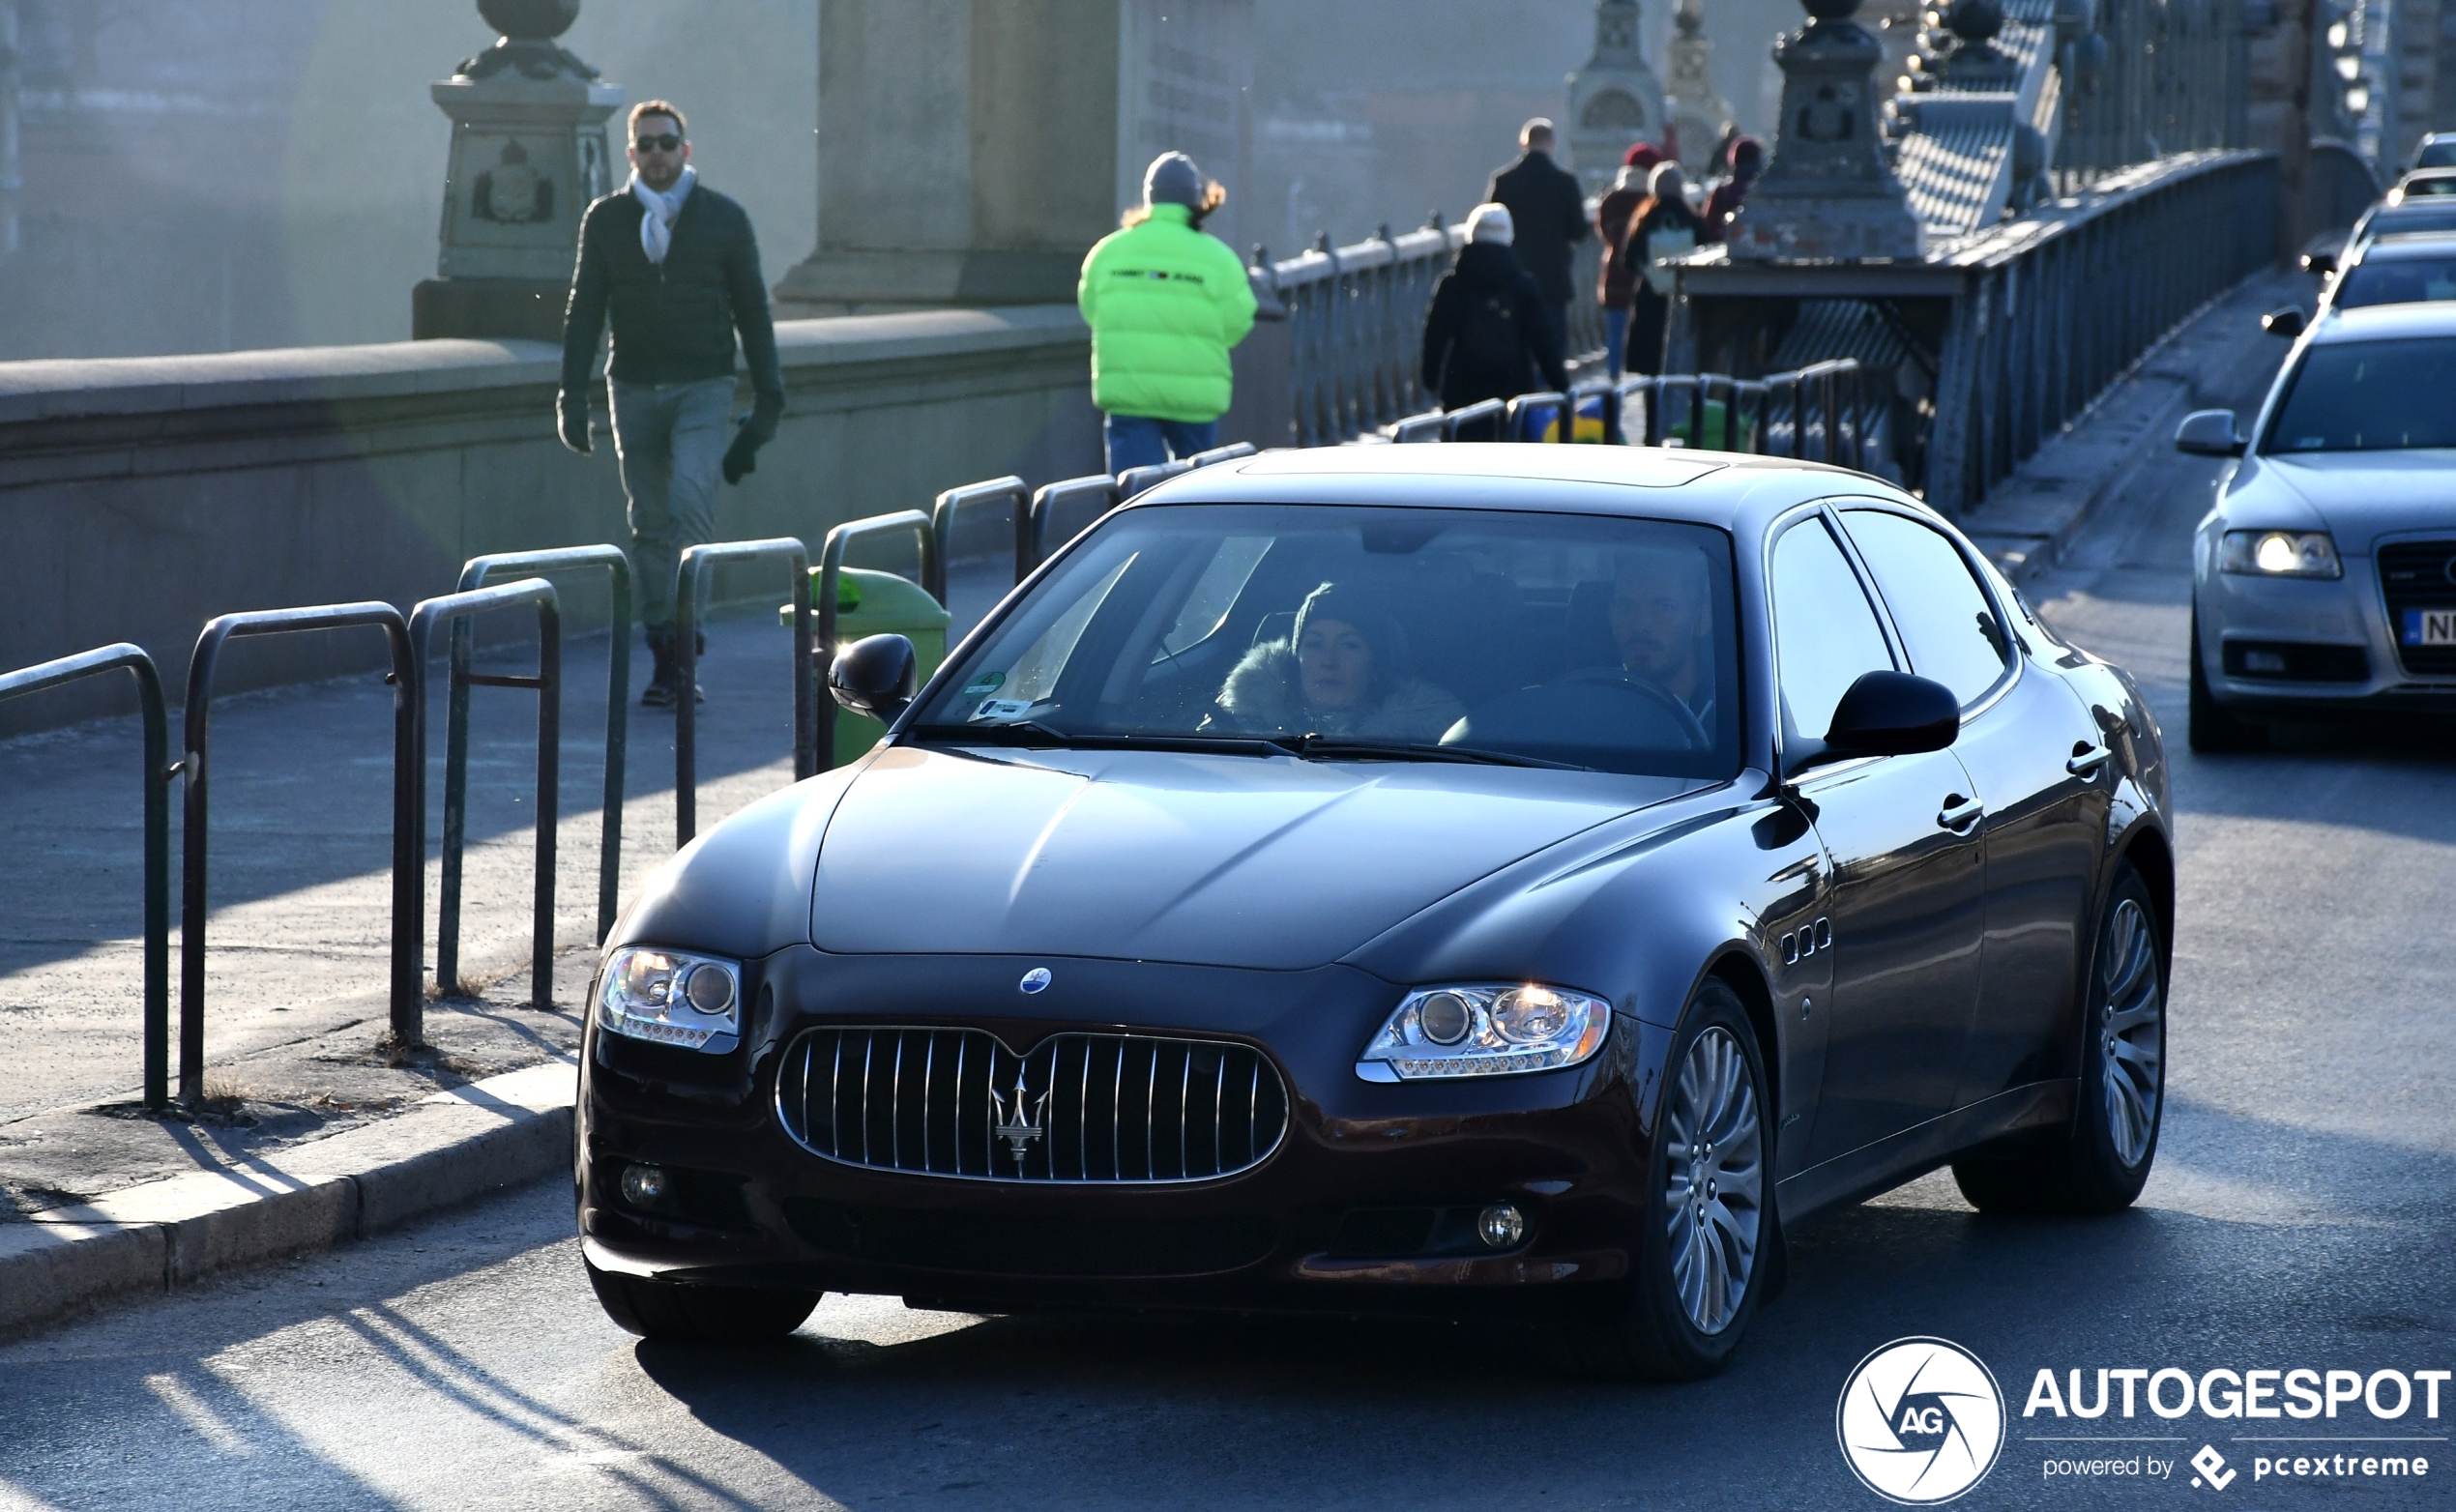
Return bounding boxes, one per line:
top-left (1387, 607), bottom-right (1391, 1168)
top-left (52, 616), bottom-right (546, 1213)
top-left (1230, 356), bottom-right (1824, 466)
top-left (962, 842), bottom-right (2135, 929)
top-left (781, 567), bottom-right (951, 767)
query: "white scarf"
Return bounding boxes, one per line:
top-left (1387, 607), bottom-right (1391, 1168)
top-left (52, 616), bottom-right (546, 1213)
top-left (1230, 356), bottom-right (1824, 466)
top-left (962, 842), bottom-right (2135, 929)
top-left (630, 164), bottom-right (696, 265)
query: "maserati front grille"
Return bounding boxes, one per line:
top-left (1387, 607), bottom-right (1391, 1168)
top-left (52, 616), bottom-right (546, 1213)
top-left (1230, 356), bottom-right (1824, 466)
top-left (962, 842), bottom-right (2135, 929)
top-left (775, 1026), bottom-right (1290, 1183)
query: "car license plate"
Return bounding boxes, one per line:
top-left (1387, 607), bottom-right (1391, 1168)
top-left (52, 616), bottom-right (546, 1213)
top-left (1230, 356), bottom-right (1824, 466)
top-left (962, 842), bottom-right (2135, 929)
top-left (2404, 608), bottom-right (2456, 646)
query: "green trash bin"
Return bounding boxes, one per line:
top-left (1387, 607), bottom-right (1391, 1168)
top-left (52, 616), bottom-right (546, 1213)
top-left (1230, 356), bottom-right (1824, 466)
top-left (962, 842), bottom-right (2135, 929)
top-left (781, 566), bottom-right (951, 767)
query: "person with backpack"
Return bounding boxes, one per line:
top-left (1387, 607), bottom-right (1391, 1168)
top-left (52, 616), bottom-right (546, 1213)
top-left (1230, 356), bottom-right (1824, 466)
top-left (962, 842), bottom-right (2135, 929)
top-left (1078, 152), bottom-right (1259, 474)
top-left (1622, 162), bottom-right (1704, 378)
top-left (1419, 204), bottom-right (1566, 437)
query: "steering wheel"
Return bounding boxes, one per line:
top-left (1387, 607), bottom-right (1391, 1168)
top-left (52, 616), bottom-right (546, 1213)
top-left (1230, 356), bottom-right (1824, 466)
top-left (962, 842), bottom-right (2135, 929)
top-left (1556, 667), bottom-right (1712, 751)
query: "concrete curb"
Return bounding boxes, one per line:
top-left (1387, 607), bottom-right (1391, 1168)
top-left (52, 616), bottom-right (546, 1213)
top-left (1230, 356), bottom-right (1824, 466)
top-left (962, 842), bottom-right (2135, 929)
top-left (0, 1059), bottom-right (575, 1341)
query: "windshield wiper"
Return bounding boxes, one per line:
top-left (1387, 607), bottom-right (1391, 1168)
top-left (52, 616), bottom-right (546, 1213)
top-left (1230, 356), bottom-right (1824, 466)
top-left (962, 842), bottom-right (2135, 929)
top-left (904, 722), bottom-right (1286, 757)
top-left (1270, 735), bottom-right (1588, 771)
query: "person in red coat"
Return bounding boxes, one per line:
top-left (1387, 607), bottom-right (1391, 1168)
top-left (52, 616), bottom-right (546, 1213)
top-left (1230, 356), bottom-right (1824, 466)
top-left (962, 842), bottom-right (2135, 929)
top-left (1699, 137), bottom-right (1766, 245)
top-left (1595, 142), bottom-right (1666, 377)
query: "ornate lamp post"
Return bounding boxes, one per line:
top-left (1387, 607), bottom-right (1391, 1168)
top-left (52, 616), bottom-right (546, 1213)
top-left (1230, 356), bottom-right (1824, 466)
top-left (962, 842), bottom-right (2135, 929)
top-left (1725, 0), bottom-right (1925, 262)
top-left (412, 0), bottom-right (623, 340)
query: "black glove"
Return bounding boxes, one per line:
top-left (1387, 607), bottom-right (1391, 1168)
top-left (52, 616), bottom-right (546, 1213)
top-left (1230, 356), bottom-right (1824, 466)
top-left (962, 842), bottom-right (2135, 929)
top-left (720, 416), bottom-right (766, 484)
top-left (556, 391), bottom-right (591, 454)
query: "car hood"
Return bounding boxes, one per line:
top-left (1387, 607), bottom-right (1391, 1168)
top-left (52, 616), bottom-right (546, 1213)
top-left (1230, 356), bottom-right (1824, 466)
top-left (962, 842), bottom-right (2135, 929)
top-left (2233, 451), bottom-right (2456, 552)
top-left (807, 745), bottom-right (1695, 970)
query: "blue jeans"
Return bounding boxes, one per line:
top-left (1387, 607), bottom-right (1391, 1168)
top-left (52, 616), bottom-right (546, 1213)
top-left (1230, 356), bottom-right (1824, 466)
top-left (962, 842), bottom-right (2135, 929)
top-left (1103, 414), bottom-right (1218, 475)
top-left (610, 375), bottom-right (736, 632)
top-left (1604, 307), bottom-right (1632, 378)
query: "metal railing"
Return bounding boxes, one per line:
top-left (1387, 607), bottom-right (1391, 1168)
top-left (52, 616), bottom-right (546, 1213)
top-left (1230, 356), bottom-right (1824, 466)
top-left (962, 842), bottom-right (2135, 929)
top-left (444, 545), bottom-right (629, 952)
top-left (1257, 218), bottom-right (1607, 448)
top-left (674, 538), bottom-right (814, 847)
top-left (815, 510), bottom-right (935, 772)
top-left (0, 645), bottom-right (173, 1109)
top-left (410, 579), bottom-right (560, 1014)
top-left (1023, 475), bottom-right (1122, 576)
top-left (183, 604), bottom-right (419, 1076)
top-left (928, 476), bottom-right (1028, 607)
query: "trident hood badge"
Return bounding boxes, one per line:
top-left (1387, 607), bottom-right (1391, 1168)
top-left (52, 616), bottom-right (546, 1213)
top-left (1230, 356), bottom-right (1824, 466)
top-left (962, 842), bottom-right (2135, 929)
top-left (989, 1063), bottom-right (1050, 1171)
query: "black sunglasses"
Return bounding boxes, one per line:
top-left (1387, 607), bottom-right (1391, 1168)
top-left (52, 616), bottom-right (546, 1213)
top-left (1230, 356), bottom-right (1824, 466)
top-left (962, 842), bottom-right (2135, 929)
top-left (633, 132), bottom-right (684, 153)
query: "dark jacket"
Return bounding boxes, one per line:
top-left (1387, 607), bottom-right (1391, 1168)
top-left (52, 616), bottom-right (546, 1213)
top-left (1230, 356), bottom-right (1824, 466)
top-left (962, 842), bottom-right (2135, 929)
top-left (1700, 177), bottom-right (1752, 244)
top-left (1483, 150), bottom-right (1590, 307)
top-left (1625, 193), bottom-right (1706, 294)
top-left (1595, 185), bottom-right (1647, 309)
top-left (559, 183), bottom-right (785, 434)
top-left (1418, 242), bottom-right (1568, 411)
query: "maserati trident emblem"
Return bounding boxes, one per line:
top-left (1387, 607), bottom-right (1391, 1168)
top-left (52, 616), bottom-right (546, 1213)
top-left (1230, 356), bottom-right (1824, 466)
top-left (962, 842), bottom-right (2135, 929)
top-left (989, 1063), bottom-right (1050, 1171)
top-left (1018, 968), bottom-right (1052, 994)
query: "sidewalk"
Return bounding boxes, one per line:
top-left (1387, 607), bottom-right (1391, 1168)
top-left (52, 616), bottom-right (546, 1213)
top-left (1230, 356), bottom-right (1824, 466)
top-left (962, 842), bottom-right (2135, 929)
top-left (1957, 266), bottom-right (2306, 580)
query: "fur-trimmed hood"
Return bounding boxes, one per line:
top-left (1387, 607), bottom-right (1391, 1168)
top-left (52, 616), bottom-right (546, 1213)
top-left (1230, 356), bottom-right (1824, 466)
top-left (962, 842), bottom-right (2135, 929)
top-left (1213, 641), bottom-right (1466, 742)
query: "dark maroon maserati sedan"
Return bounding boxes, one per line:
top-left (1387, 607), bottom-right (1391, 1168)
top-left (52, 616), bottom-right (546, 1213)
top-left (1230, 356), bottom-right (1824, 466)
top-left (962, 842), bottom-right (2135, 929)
top-left (577, 444), bottom-right (2172, 1380)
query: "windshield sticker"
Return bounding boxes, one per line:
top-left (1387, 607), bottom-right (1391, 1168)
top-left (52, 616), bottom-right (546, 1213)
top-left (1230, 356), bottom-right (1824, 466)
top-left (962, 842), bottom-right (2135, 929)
top-left (962, 670), bottom-right (1007, 699)
top-left (971, 698), bottom-right (1034, 722)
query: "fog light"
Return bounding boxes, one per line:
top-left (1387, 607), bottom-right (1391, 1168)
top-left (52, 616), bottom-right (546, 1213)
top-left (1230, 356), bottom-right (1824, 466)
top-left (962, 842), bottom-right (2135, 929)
top-left (1477, 1203), bottom-right (1525, 1249)
top-left (620, 1163), bottom-right (668, 1209)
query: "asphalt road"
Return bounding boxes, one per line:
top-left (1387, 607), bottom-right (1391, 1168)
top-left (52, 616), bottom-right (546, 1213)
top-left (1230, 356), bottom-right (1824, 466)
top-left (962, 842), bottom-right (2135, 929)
top-left (5, 341), bottom-right (2454, 1511)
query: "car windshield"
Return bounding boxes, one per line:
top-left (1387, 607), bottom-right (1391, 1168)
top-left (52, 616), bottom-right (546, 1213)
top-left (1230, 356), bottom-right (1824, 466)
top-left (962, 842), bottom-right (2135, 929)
top-left (2334, 254), bottom-right (2456, 308)
top-left (2265, 338), bottom-right (2456, 452)
top-left (2423, 141), bottom-right (2456, 169)
top-left (908, 502), bottom-right (1742, 779)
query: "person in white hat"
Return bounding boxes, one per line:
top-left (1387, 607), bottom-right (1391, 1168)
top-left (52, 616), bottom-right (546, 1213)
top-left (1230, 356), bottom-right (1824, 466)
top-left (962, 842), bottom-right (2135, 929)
top-left (1418, 202), bottom-right (1566, 436)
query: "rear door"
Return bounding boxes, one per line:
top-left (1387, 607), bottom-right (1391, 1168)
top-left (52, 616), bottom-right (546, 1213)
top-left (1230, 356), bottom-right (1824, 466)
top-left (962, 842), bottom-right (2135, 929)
top-left (1769, 512), bottom-right (1986, 1168)
top-left (1837, 505), bottom-right (2108, 1109)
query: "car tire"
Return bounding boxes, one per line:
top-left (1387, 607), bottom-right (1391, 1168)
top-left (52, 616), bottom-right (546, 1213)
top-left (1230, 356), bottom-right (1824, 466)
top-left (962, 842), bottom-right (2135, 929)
top-left (2188, 609), bottom-right (2266, 751)
top-left (1951, 863), bottom-right (2166, 1215)
top-left (1569, 978), bottom-right (1770, 1381)
top-left (585, 1258), bottom-right (821, 1345)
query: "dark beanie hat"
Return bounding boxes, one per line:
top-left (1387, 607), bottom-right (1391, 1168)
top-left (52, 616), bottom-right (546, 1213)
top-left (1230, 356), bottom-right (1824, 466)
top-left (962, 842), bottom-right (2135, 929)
top-left (1144, 152), bottom-right (1204, 209)
top-left (1291, 582), bottom-right (1411, 677)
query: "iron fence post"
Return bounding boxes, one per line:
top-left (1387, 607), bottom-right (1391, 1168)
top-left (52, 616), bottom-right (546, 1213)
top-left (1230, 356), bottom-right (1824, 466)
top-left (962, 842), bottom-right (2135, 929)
top-left (0, 645), bottom-right (173, 1109)
top-left (926, 477), bottom-right (1019, 605)
top-left (1024, 476), bottom-right (1123, 575)
top-left (182, 603), bottom-right (416, 1085)
top-left (673, 538), bottom-right (813, 847)
top-left (444, 545), bottom-right (630, 957)
top-left (411, 578), bottom-right (561, 1008)
top-left (815, 510), bottom-right (935, 771)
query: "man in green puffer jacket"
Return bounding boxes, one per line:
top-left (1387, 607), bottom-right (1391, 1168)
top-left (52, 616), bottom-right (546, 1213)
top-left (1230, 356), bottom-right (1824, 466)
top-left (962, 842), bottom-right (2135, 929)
top-left (1079, 152), bottom-right (1259, 473)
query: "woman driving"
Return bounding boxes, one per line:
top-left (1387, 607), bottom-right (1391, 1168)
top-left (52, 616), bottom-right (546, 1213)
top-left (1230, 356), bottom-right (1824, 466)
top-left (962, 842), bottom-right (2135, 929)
top-left (1214, 583), bottom-right (1464, 741)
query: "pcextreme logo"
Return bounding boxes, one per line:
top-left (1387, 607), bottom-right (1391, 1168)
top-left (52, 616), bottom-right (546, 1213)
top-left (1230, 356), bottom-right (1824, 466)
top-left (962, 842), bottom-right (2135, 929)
top-left (1838, 1337), bottom-right (2007, 1504)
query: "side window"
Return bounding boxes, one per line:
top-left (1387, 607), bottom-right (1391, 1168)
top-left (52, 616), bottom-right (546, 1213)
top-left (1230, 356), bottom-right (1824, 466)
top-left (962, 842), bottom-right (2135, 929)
top-left (1839, 509), bottom-right (2010, 707)
top-left (1769, 516), bottom-right (1896, 741)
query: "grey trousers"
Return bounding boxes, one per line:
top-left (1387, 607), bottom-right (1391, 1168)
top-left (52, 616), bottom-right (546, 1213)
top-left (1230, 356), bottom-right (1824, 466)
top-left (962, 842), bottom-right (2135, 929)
top-left (609, 375), bottom-right (736, 634)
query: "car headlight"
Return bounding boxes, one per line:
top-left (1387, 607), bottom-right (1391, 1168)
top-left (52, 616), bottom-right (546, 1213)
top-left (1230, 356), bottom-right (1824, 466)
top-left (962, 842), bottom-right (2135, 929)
top-left (1358, 983), bottom-right (1612, 1081)
top-left (2220, 529), bottom-right (2342, 578)
top-left (598, 946), bottom-right (741, 1053)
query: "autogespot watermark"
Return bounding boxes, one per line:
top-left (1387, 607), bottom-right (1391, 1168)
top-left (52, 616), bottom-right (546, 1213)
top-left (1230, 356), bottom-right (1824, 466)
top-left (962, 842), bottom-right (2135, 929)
top-left (1838, 1346), bottom-right (2450, 1499)
top-left (1837, 1337), bottom-right (2007, 1504)
top-left (2021, 1365), bottom-right (2446, 1491)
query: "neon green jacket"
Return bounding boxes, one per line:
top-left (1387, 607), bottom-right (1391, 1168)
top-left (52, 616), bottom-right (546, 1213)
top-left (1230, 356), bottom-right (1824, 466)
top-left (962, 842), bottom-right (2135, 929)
top-left (1077, 204), bottom-right (1258, 422)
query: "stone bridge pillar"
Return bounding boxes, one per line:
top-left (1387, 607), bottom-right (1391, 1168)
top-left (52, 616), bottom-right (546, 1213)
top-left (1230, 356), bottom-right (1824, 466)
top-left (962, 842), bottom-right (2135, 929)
top-left (775, 0), bottom-right (1254, 314)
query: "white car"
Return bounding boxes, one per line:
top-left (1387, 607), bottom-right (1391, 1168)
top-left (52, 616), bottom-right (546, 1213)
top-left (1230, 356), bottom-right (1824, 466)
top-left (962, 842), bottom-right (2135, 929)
top-left (2178, 302), bottom-right (2456, 748)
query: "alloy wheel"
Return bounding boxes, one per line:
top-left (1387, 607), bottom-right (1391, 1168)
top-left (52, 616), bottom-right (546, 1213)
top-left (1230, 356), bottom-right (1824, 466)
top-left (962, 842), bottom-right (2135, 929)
top-left (2098, 896), bottom-right (2164, 1168)
top-left (1662, 1025), bottom-right (1764, 1335)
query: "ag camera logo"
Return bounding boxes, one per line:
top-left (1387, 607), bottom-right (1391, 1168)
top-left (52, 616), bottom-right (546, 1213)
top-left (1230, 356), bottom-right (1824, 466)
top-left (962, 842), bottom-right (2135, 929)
top-left (1838, 1337), bottom-right (2006, 1503)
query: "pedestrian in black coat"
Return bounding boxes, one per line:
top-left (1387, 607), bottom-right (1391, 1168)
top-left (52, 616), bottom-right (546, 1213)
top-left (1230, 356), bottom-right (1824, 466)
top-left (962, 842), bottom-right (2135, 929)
top-left (1483, 118), bottom-right (1590, 358)
top-left (1419, 204), bottom-right (1568, 436)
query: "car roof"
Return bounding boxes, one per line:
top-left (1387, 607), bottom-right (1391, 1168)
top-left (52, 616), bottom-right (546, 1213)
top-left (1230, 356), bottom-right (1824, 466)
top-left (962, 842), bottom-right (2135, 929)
top-left (2360, 202), bottom-right (2456, 232)
top-left (2311, 301), bottom-right (2456, 343)
top-left (1132, 442), bottom-right (1903, 530)
top-left (2353, 231), bottom-right (2456, 262)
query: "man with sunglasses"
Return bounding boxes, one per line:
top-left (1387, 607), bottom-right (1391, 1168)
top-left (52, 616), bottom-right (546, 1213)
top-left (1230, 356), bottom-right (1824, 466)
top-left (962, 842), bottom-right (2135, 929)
top-left (559, 100), bottom-right (785, 707)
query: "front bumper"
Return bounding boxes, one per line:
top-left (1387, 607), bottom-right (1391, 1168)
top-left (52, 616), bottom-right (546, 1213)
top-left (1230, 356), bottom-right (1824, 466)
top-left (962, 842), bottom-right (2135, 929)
top-left (578, 946), bottom-right (1668, 1318)
top-left (2196, 559), bottom-right (2456, 714)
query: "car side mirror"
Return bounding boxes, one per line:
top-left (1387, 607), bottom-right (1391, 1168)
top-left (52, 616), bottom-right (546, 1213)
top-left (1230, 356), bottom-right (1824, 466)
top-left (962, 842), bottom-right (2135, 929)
top-left (829, 633), bottom-right (918, 723)
top-left (1788, 671), bottom-right (1959, 775)
top-left (2174, 408), bottom-right (2247, 457)
top-left (2260, 306), bottom-right (2306, 338)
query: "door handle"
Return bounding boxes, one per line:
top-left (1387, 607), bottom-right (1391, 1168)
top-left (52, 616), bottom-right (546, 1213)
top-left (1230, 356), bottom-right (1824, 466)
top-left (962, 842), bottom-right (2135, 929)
top-left (1937, 795), bottom-right (1984, 833)
top-left (2066, 742), bottom-right (2112, 778)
